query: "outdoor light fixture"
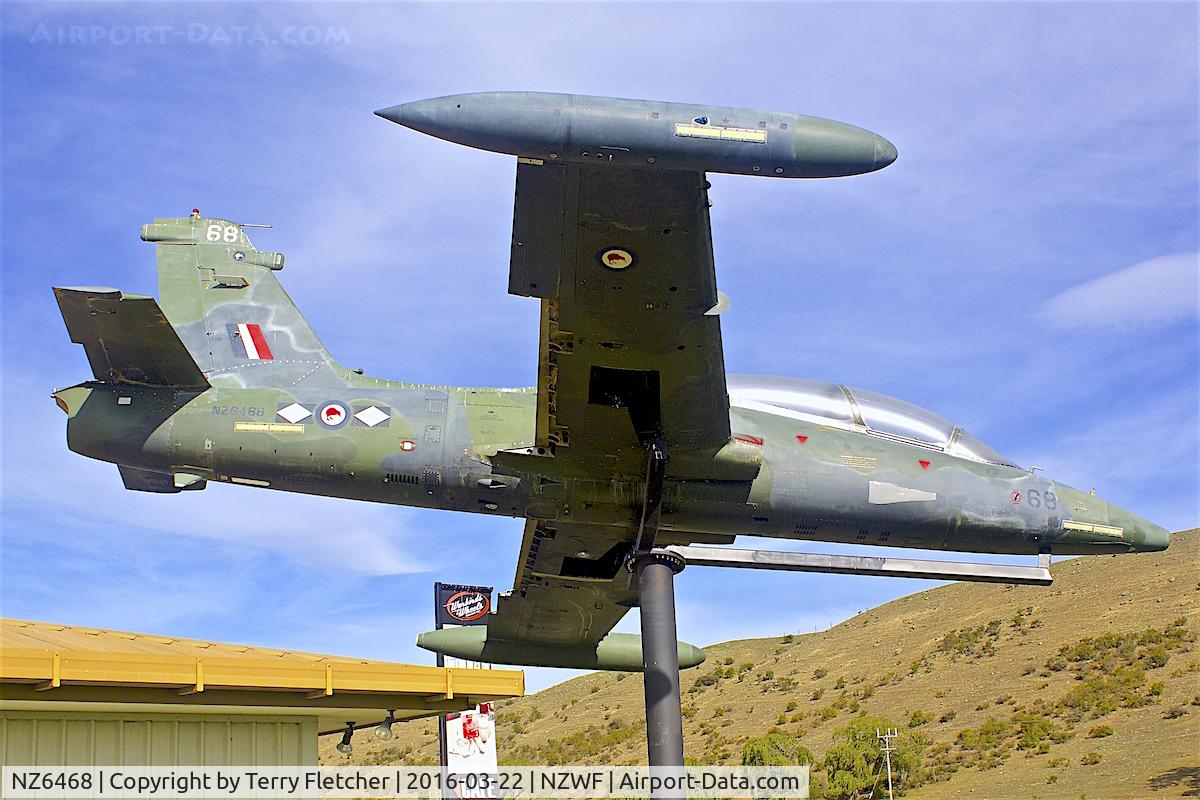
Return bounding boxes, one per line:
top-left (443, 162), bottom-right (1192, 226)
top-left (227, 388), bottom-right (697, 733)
top-left (335, 722), bottom-right (354, 754)
top-left (375, 710), bottom-right (396, 741)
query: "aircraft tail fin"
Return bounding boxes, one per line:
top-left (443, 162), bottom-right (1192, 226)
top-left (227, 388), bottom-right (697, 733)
top-left (54, 287), bottom-right (210, 388)
top-left (143, 215), bottom-right (345, 388)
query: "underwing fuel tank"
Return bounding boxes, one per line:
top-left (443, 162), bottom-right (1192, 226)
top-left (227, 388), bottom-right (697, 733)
top-left (376, 91), bottom-right (897, 178)
top-left (416, 625), bottom-right (706, 672)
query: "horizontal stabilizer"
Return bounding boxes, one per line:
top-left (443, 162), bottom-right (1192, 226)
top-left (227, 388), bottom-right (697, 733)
top-left (416, 625), bottom-right (705, 672)
top-left (54, 287), bottom-right (209, 388)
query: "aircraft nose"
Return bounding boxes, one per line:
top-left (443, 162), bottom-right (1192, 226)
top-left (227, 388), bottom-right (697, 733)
top-left (1133, 516), bottom-right (1171, 552)
top-left (1049, 481), bottom-right (1170, 554)
top-left (873, 134), bottom-right (898, 169)
top-left (1105, 498), bottom-right (1171, 552)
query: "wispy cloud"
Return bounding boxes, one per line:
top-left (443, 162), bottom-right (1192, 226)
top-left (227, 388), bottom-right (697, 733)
top-left (2, 2), bottom-right (1196, 680)
top-left (1042, 253), bottom-right (1199, 330)
top-left (1018, 385), bottom-right (1200, 529)
top-left (5, 378), bottom-right (429, 577)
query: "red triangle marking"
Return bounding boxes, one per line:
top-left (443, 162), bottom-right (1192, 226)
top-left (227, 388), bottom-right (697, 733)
top-left (918, 459), bottom-right (930, 470)
top-left (796, 435), bottom-right (809, 444)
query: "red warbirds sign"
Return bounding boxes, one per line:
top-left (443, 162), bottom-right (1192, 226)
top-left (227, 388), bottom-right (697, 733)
top-left (435, 583), bottom-right (493, 626)
top-left (444, 590), bottom-right (489, 622)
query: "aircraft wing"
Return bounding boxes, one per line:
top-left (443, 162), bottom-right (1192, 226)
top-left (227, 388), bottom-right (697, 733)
top-left (422, 162), bottom-right (746, 670)
top-left (489, 519), bottom-right (635, 646)
top-left (504, 162), bottom-right (731, 478)
top-left (418, 519), bottom-right (707, 670)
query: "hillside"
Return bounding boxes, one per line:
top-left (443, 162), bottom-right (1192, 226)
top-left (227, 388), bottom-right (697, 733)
top-left (322, 530), bottom-right (1200, 798)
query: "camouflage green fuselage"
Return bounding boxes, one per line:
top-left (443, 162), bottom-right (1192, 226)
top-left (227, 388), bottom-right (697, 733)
top-left (52, 215), bottom-right (1168, 559)
top-left (56, 378), bottom-right (1166, 556)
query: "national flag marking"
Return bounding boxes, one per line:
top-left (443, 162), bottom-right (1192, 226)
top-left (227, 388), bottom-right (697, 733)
top-left (234, 323), bottom-right (273, 360)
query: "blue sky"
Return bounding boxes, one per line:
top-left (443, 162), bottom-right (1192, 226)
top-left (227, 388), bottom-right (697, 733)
top-left (1, 2), bottom-right (1197, 694)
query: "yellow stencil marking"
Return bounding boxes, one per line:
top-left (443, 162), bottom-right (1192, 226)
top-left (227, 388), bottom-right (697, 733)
top-left (1062, 520), bottom-right (1124, 538)
top-left (839, 454), bottom-right (878, 470)
top-left (234, 422), bottom-right (304, 433)
top-left (674, 123), bottom-right (767, 143)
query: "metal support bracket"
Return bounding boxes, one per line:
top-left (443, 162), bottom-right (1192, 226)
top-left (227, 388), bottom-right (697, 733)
top-left (34, 652), bottom-right (62, 692)
top-left (666, 546), bottom-right (1053, 586)
top-left (627, 438), bottom-right (668, 587)
top-left (632, 438), bottom-right (667, 555)
top-left (177, 659), bottom-right (205, 696)
top-left (304, 664), bottom-right (335, 699)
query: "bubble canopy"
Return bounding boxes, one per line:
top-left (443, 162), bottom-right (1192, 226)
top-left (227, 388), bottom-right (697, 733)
top-left (727, 375), bottom-right (1019, 468)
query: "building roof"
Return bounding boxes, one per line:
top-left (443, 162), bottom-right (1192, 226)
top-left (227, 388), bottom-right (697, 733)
top-left (0, 618), bottom-right (523, 734)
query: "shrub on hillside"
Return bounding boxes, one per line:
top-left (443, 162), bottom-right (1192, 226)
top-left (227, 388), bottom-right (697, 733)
top-left (937, 620), bottom-right (1003, 659)
top-left (1015, 714), bottom-right (1064, 751)
top-left (821, 716), bottom-right (925, 799)
top-left (740, 732), bottom-right (815, 767)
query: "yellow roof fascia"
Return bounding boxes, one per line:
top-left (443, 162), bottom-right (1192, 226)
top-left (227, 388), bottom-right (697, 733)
top-left (0, 647), bottom-right (523, 699)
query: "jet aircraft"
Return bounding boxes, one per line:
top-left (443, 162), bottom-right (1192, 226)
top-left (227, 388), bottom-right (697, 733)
top-left (53, 92), bottom-right (1170, 671)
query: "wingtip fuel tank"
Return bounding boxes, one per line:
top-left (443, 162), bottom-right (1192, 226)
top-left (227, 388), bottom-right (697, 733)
top-left (376, 91), bottom-right (896, 178)
top-left (416, 624), bottom-right (706, 672)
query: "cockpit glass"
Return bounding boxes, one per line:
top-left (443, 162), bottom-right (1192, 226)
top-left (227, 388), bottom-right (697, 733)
top-left (726, 375), bottom-right (1019, 468)
top-left (849, 387), bottom-right (954, 445)
top-left (727, 375), bottom-right (854, 422)
top-left (949, 429), bottom-right (1020, 468)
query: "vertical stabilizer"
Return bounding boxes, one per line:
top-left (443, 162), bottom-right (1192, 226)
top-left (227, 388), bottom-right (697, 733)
top-left (143, 215), bottom-right (345, 388)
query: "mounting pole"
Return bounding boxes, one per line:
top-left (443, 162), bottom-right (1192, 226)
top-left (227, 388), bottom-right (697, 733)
top-left (629, 437), bottom-right (686, 794)
top-left (433, 584), bottom-right (450, 800)
top-left (636, 549), bottom-right (687, 777)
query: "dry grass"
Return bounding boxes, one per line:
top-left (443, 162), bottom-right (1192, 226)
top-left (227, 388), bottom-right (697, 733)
top-left (322, 530), bottom-right (1200, 798)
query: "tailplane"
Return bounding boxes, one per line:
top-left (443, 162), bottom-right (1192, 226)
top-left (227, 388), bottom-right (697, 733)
top-left (143, 214), bottom-right (345, 388)
top-left (54, 287), bottom-right (209, 389)
top-left (53, 288), bottom-right (212, 494)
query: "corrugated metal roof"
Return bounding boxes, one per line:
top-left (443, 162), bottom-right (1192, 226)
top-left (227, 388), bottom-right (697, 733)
top-left (1, 618), bottom-right (363, 662)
